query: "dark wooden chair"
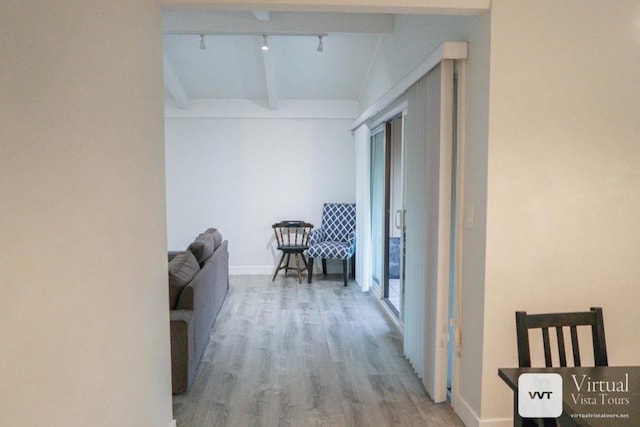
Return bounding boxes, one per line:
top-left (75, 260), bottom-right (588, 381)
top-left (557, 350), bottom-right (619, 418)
top-left (516, 307), bottom-right (608, 368)
top-left (515, 307), bottom-right (608, 427)
top-left (272, 220), bottom-right (313, 284)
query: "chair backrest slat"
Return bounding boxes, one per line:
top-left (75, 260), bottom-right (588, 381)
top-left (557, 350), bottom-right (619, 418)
top-left (274, 227), bottom-right (283, 247)
top-left (556, 326), bottom-right (567, 367)
top-left (272, 221), bottom-right (313, 248)
top-left (541, 327), bottom-right (553, 367)
top-left (570, 325), bottom-right (581, 366)
top-left (515, 307), bottom-right (608, 368)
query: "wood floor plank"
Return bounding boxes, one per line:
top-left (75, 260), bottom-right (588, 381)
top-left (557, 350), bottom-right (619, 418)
top-left (172, 275), bottom-right (463, 426)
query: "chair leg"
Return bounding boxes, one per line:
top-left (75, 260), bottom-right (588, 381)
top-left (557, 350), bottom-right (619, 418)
top-left (342, 259), bottom-right (348, 287)
top-left (307, 257), bottom-right (314, 284)
top-left (294, 253), bottom-right (302, 284)
top-left (322, 259), bottom-right (327, 276)
top-left (272, 252), bottom-right (286, 281)
top-left (350, 255), bottom-right (355, 279)
top-left (284, 253), bottom-right (291, 274)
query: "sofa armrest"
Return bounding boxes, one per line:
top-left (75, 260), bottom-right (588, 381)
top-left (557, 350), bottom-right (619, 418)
top-left (170, 310), bottom-right (195, 394)
top-left (175, 282), bottom-right (194, 311)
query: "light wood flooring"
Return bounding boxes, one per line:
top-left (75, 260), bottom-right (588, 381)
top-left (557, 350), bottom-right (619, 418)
top-left (172, 274), bottom-right (464, 427)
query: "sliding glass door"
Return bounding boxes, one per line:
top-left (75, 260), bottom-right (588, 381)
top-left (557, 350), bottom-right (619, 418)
top-left (370, 116), bottom-right (405, 318)
top-left (387, 116), bottom-right (405, 318)
top-left (370, 127), bottom-right (386, 294)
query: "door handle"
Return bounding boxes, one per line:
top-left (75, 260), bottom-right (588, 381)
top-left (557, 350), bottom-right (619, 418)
top-left (395, 209), bottom-right (404, 230)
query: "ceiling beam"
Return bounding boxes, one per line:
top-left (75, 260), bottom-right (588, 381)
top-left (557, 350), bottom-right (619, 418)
top-left (261, 46), bottom-right (278, 110)
top-left (252, 10), bottom-right (271, 21)
top-left (160, 0), bottom-right (490, 15)
top-left (163, 51), bottom-right (190, 110)
top-left (163, 11), bottom-right (394, 34)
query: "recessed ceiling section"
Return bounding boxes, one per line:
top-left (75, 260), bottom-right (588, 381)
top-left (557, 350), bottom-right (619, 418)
top-left (164, 35), bottom-right (269, 99)
top-left (162, 11), bottom-right (393, 110)
top-left (272, 34), bottom-right (381, 100)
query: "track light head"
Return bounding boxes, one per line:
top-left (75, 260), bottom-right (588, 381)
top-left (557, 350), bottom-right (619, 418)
top-left (261, 35), bottom-right (269, 51)
top-left (199, 34), bottom-right (206, 50)
top-left (317, 35), bottom-right (324, 52)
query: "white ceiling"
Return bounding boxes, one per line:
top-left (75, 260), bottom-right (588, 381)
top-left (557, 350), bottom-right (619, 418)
top-left (162, 10), bottom-right (395, 109)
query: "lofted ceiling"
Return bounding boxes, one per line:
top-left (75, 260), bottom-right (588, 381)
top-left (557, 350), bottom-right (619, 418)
top-left (162, 10), bottom-right (395, 110)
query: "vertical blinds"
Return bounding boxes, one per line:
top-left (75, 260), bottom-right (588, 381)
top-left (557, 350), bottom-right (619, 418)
top-left (403, 60), bottom-right (455, 403)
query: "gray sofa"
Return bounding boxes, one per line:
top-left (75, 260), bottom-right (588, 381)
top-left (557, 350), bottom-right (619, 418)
top-left (168, 228), bottom-right (229, 394)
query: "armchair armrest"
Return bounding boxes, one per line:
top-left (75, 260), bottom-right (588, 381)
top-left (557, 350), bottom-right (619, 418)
top-left (347, 230), bottom-right (356, 256)
top-left (348, 230), bottom-right (356, 248)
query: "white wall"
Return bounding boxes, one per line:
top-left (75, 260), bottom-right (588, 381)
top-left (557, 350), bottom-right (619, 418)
top-left (0, 1), bottom-right (172, 427)
top-left (455, 12), bottom-right (491, 426)
top-left (165, 111), bottom-right (356, 274)
top-left (481, 0), bottom-right (640, 423)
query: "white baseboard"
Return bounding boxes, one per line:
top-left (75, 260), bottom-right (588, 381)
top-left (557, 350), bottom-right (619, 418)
top-left (229, 265), bottom-right (273, 275)
top-left (478, 417), bottom-right (513, 426)
top-left (452, 393), bottom-right (512, 427)
top-left (230, 260), bottom-right (346, 276)
top-left (453, 392), bottom-right (481, 427)
top-left (169, 420), bottom-right (177, 427)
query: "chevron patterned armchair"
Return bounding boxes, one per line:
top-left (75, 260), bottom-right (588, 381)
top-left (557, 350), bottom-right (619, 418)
top-left (307, 203), bottom-right (356, 286)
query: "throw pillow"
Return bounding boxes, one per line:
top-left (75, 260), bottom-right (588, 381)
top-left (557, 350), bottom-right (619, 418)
top-left (188, 231), bottom-right (218, 265)
top-left (168, 251), bottom-right (200, 309)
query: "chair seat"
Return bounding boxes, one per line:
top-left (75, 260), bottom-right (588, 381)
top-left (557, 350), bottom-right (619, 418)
top-left (307, 241), bottom-right (352, 259)
top-left (278, 245), bottom-right (308, 252)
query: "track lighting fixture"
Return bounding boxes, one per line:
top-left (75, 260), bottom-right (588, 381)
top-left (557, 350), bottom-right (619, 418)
top-left (191, 33), bottom-right (327, 53)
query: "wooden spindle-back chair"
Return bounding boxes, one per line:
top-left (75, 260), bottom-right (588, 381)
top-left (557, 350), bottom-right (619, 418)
top-left (272, 220), bottom-right (313, 283)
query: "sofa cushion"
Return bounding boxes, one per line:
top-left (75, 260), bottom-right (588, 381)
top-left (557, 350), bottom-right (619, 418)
top-left (204, 228), bottom-right (223, 248)
top-left (168, 251), bottom-right (200, 309)
top-left (188, 230), bottom-right (221, 265)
